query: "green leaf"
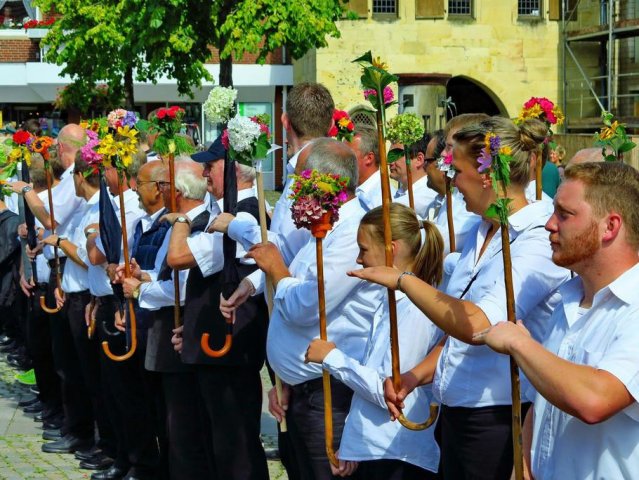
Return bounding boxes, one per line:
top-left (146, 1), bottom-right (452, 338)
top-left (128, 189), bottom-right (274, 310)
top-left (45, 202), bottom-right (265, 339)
top-left (485, 204), bottom-right (499, 220)
top-left (352, 51), bottom-right (373, 65)
top-left (387, 148), bottom-right (404, 164)
top-left (618, 142), bottom-right (637, 153)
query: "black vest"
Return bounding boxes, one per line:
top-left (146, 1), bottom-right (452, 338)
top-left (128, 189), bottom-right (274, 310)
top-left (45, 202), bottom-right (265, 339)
top-left (145, 209), bottom-right (209, 373)
top-left (182, 197), bottom-right (269, 369)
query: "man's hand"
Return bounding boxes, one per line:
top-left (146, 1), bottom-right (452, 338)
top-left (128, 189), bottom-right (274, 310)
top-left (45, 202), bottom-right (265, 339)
top-left (20, 274), bottom-right (34, 297)
top-left (329, 451), bottom-right (358, 478)
top-left (171, 325), bottom-right (183, 353)
top-left (114, 308), bottom-right (126, 332)
top-left (160, 212), bottom-right (188, 226)
top-left (106, 264), bottom-right (119, 282)
top-left (42, 234), bottom-right (58, 247)
top-left (54, 288), bottom-right (65, 309)
top-left (17, 223), bottom-right (27, 239)
top-left (220, 278), bottom-right (255, 319)
top-left (123, 277), bottom-right (142, 299)
top-left (268, 384), bottom-right (290, 423)
top-left (304, 339), bottom-right (336, 364)
top-left (245, 242), bottom-right (288, 281)
top-left (26, 242), bottom-right (43, 260)
top-left (114, 258), bottom-right (141, 284)
top-left (347, 266), bottom-right (403, 290)
top-left (383, 371), bottom-right (420, 421)
top-left (208, 212), bottom-right (235, 234)
top-left (8, 180), bottom-right (29, 194)
top-left (472, 320), bottom-right (531, 354)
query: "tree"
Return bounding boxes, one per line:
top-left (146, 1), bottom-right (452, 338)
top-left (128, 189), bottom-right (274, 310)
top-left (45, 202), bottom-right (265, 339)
top-left (35, 0), bottom-right (216, 111)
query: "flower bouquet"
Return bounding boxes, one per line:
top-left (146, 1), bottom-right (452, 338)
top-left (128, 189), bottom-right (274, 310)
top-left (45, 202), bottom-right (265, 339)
top-left (438, 152), bottom-right (455, 179)
top-left (288, 169), bottom-right (349, 232)
top-left (477, 132), bottom-right (514, 224)
top-left (515, 97), bottom-right (564, 147)
top-left (203, 86), bottom-right (237, 125)
top-left (328, 110), bottom-right (355, 142)
top-left (96, 109), bottom-right (139, 174)
top-left (593, 111), bottom-right (636, 162)
top-left (223, 114), bottom-right (273, 166)
top-left (1, 130), bottom-right (34, 180)
top-left (137, 106), bottom-right (194, 157)
top-left (386, 112), bottom-right (425, 163)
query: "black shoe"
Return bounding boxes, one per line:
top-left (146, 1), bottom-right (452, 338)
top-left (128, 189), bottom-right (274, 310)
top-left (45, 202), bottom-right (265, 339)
top-left (0, 340), bottom-right (17, 353)
top-left (79, 453), bottom-right (114, 471)
top-left (42, 429), bottom-right (62, 441)
top-left (29, 386), bottom-right (40, 395)
top-left (41, 434), bottom-right (93, 454)
top-left (18, 395), bottom-right (38, 407)
top-left (75, 445), bottom-right (102, 461)
top-left (90, 465), bottom-right (128, 480)
top-left (43, 417), bottom-right (64, 430)
top-left (0, 335), bottom-right (12, 346)
top-left (7, 355), bottom-right (32, 370)
top-left (23, 400), bottom-right (44, 414)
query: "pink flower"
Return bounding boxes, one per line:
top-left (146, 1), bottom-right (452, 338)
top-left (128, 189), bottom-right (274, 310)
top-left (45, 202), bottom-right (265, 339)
top-left (363, 86), bottom-right (394, 105)
top-left (443, 153), bottom-right (453, 165)
top-left (221, 130), bottom-right (230, 150)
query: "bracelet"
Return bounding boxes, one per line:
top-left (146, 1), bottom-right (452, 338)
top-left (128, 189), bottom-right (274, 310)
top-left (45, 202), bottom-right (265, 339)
top-left (85, 228), bottom-right (98, 239)
top-left (132, 284), bottom-right (141, 300)
top-left (396, 271), bottom-right (416, 292)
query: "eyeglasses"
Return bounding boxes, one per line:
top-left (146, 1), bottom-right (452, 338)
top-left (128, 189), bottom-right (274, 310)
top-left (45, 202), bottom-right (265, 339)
top-left (136, 180), bottom-right (160, 188)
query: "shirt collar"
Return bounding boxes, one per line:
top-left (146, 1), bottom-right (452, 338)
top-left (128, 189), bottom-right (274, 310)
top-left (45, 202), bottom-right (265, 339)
top-left (508, 200), bottom-right (549, 233)
top-left (356, 169), bottom-right (380, 196)
top-left (331, 196), bottom-right (364, 231)
top-left (186, 203), bottom-right (207, 222)
top-left (87, 190), bottom-right (100, 205)
top-left (61, 164), bottom-right (74, 180)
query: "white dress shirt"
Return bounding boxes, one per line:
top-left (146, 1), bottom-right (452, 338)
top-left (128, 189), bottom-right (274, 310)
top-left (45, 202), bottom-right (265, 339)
top-left (231, 148), bottom-right (312, 296)
top-left (356, 169), bottom-right (397, 212)
top-left (324, 292), bottom-right (442, 472)
top-left (137, 207), bottom-right (164, 235)
top-left (394, 175), bottom-right (439, 220)
top-left (525, 180), bottom-right (553, 205)
top-left (43, 165), bottom-right (86, 260)
top-left (33, 191), bottom-right (50, 283)
top-left (267, 198), bottom-right (383, 386)
top-left (136, 205), bottom-right (203, 310)
top-left (530, 264), bottom-right (639, 480)
top-left (433, 188), bottom-right (480, 255)
top-left (433, 201), bottom-right (570, 407)
top-left (61, 191), bottom-right (99, 293)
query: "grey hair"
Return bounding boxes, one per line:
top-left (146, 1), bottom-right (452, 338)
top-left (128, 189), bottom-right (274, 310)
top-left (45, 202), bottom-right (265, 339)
top-left (305, 138), bottom-right (358, 193)
top-left (174, 164), bottom-right (207, 201)
top-left (237, 163), bottom-right (256, 184)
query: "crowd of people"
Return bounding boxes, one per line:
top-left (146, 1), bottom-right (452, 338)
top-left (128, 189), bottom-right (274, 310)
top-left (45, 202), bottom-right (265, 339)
top-left (0, 82), bottom-right (637, 480)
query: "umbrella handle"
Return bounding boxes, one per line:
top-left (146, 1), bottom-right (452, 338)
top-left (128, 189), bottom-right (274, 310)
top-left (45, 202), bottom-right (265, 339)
top-left (397, 404), bottom-right (439, 431)
top-left (200, 317), bottom-right (233, 358)
top-left (39, 287), bottom-right (63, 314)
top-left (102, 298), bottom-right (137, 361)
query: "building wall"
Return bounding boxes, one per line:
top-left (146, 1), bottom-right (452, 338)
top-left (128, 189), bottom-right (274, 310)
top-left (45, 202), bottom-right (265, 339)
top-left (294, 0), bottom-right (562, 118)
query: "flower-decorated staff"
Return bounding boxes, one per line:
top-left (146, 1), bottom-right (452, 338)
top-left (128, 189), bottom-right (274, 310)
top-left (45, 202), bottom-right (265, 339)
top-left (594, 111), bottom-right (636, 161)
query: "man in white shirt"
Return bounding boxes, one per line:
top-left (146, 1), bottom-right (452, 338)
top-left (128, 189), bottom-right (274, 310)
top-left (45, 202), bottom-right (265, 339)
top-left (476, 161), bottom-right (639, 480)
top-left (244, 139), bottom-right (381, 480)
top-left (391, 132), bottom-right (439, 219)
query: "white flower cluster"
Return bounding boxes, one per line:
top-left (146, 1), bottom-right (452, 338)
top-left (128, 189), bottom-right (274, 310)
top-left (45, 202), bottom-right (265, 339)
top-left (227, 116), bottom-right (261, 153)
top-left (203, 86), bottom-right (237, 124)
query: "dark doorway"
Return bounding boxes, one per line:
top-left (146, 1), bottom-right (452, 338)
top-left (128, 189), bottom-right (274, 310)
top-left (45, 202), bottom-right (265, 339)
top-left (446, 76), bottom-right (504, 120)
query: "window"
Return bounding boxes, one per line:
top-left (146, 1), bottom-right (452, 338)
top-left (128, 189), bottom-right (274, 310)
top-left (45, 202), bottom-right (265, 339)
top-left (373, 0), bottom-right (397, 14)
top-left (448, 0), bottom-right (472, 16)
top-left (348, 106), bottom-right (377, 129)
top-left (518, 0), bottom-right (542, 17)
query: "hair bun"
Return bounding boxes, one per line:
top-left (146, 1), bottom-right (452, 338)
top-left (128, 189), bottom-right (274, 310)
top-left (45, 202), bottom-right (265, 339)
top-left (517, 118), bottom-right (547, 151)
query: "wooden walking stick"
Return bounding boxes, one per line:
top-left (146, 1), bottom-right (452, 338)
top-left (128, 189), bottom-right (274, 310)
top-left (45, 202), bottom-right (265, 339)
top-left (535, 152), bottom-right (543, 201)
top-left (479, 132), bottom-right (523, 480)
top-left (445, 176), bottom-right (456, 253)
top-left (355, 51), bottom-right (438, 430)
top-left (40, 153), bottom-right (63, 314)
top-left (102, 170), bottom-right (138, 361)
top-left (167, 152), bottom-right (182, 329)
top-left (405, 155), bottom-right (415, 210)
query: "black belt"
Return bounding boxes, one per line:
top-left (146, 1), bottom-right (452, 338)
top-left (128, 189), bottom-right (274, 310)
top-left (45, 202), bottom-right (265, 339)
top-left (47, 257), bottom-right (67, 269)
top-left (66, 290), bottom-right (90, 298)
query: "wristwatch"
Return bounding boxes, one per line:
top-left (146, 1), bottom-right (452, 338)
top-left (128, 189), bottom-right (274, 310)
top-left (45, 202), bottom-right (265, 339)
top-left (56, 236), bottom-right (67, 247)
top-left (175, 216), bottom-right (190, 224)
top-left (21, 185), bottom-right (33, 195)
top-left (85, 227), bottom-right (98, 239)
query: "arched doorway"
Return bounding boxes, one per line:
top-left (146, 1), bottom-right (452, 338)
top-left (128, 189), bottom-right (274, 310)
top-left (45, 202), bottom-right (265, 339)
top-left (446, 76), bottom-right (506, 119)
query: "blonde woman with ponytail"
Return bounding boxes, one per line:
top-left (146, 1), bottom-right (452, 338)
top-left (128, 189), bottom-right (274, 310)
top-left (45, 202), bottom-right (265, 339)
top-left (350, 116), bottom-right (571, 479)
top-left (306, 203), bottom-right (444, 479)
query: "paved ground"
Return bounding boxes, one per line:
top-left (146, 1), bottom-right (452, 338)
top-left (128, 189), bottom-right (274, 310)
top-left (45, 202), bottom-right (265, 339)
top-left (0, 357), bottom-right (287, 479)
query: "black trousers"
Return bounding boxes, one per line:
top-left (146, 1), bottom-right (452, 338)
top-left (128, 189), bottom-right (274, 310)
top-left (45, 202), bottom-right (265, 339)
top-left (439, 403), bottom-right (532, 480)
top-left (96, 296), bottom-right (159, 478)
top-left (196, 364), bottom-right (269, 480)
top-left (161, 370), bottom-right (211, 480)
top-left (357, 459), bottom-right (439, 480)
top-left (24, 282), bottom-right (62, 412)
top-left (289, 377), bottom-right (355, 480)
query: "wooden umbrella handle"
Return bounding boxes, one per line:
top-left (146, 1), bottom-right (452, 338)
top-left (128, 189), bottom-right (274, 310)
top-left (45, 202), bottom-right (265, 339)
top-left (102, 174), bottom-right (138, 362)
top-left (40, 163), bottom-right (63, 314)
top-left (398, 404), bottom-right (440, 430)
top-left (201, 318), bottom-right (233, 357)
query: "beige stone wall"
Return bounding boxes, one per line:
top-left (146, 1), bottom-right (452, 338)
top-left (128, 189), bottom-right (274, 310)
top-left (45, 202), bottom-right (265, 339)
top-left (294, 0), bottom-right (562, 119)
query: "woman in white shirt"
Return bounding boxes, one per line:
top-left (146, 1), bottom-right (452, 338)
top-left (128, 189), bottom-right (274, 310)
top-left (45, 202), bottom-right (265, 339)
top-left (306, 203), bottom-right (444, 479)
top-left (349, 117), bottom-right (571, 479)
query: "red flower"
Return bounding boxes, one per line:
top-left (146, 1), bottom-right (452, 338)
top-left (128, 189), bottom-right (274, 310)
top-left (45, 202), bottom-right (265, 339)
top-left (13, 130), bottom-right (32, 145)
top-left (328, 125), bottom-right (338, 137)
top-left (333, 109), bottom-right (349, 121)
top-left (347, 121), bottom-right (354, 132)
top-left (221, 129), bottom-right (230, 150)
top-left (156, 109), bottom-right (167, 119)
top-left (167, 106), bottom-right (181, 119)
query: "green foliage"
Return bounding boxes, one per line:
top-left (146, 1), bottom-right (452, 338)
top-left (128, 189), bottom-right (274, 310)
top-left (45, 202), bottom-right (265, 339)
top-left (34, 0), bottom-right (215, 111)
top-left (593, 111), bottom-right (636, 162)
top-left (219, 0), bottom-right (348, 63)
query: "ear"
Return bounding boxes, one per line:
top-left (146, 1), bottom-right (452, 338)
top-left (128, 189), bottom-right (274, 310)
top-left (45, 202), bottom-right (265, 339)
top-left (281, 112), bottom-right (290, 131)
top-left (602, 212), bottom-right (623, 243)
top-left (413, 151), bottom-right (425, 170)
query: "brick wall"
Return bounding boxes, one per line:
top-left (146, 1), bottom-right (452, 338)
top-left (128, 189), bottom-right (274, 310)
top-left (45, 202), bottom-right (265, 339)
top-left (0, 39), bottom-right (39, 62)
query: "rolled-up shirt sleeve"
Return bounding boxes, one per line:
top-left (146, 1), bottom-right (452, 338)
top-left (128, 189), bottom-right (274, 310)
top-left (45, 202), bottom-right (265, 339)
top-left (186, 231), bottom-right (223, 278)
top-left (138, 269), bottom-right (188, 310)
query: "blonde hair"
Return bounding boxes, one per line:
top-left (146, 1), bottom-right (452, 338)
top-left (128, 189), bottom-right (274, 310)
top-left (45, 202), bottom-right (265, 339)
top-left (565, 162), bottom-right (639, 248)
top-left (453, 116), bottom-right (547, 187)
top-left (360, 203), bottom-right (444, 286)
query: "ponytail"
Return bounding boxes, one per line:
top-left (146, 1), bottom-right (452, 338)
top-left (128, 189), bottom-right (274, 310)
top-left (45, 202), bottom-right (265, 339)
top-left (414, 221), bottom-right (444, 286)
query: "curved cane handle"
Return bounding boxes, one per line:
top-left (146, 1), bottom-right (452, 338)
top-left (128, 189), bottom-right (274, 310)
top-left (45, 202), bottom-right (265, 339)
top-left (39, 287), bottom-right (63, 314)
top-left (398, 403), bottom-right (439, 431)
top-left (200, 319), bottom-right (233, 358)
top-left (101, 299), bottom-right (137, 361)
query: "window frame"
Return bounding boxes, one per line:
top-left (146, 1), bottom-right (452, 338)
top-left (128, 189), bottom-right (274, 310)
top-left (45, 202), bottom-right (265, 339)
top-left (447, 0), bottom-right (474, 19)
